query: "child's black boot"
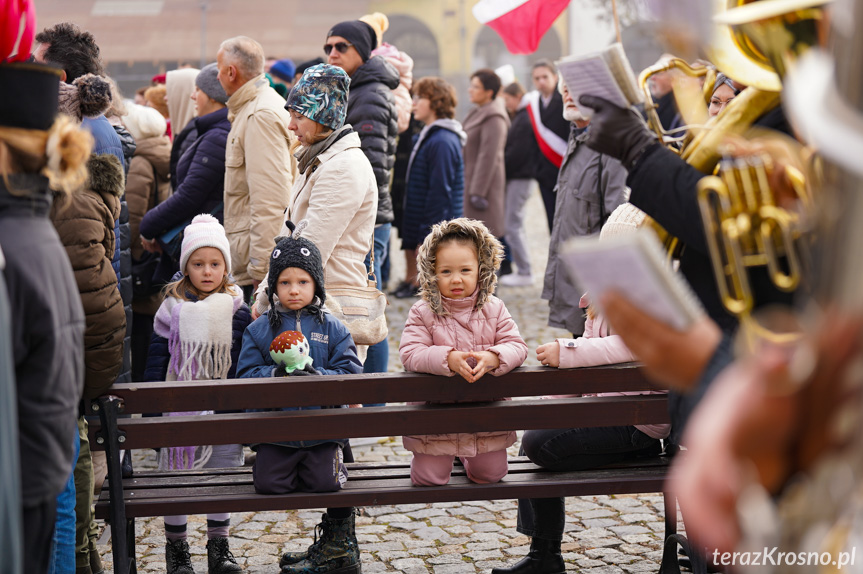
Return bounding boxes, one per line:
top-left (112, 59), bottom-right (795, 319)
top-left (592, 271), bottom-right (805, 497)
top-left (166, 539), bottom-right (196, 574)
top-left (281, 511), bottom-right (360, 574)
top-left (206, 537), bottom-right (242, 573)
top-left (280, 513), bottom-right (333, 568)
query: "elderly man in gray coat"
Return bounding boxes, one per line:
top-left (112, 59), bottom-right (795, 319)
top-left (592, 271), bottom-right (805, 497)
top-left (541, 80), bottom-right (628, 337)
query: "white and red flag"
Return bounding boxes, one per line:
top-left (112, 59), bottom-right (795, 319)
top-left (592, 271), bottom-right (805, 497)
top-left (472, 0), bottom-right (570, 55)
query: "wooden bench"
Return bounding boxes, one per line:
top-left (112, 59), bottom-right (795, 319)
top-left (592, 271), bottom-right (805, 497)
top-left (90, 365), bottom-right (675, 574)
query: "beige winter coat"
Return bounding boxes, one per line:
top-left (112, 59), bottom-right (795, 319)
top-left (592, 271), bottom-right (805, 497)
top-left (285, 128), bottom-right (378, 288)
top-left (252, 128), bottom-right (378, 316)
top-left (462, 97), bottom-right (510, 237)
top-left (224, 74), bottom-right (298, 285)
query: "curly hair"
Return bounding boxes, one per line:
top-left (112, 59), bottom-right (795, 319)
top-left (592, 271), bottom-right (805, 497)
top-left (35, 22), bottom-right (104, 82)
top-left (416, 218), bottom-right (503, 316)
top-left (413, 77), bottom-right (457, 120)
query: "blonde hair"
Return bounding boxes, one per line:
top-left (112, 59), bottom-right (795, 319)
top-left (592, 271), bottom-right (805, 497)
top-left (163, 274), bottom-right (237, 302)
top-left (0, 114), bottom-right (92, 197)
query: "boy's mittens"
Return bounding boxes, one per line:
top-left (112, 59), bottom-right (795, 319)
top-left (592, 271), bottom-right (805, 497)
top-left (469, 195), bottom-right (489, 211)
top-left (290, 363), bottom-right (320, 376)
top-left (273, 365), bottom-right (290, 377)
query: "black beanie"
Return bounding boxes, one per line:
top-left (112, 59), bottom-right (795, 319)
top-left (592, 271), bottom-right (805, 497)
top-left (268, 220), bottom-right (326, 330)
top-left (327, 20), bottom-right (377, 62)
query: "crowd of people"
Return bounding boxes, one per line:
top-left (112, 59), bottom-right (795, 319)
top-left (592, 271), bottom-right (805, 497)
top-left (3, 2), bottom-right (856, 574)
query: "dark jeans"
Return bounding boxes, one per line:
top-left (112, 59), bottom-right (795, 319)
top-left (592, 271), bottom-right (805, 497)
top-left (516, 426), bottom-right (661, 540)
top-left (538, 180), bottom-right (556, 232)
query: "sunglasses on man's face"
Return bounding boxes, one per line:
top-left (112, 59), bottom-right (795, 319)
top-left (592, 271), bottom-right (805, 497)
top-left (324, 42), bottom-right (353, 56)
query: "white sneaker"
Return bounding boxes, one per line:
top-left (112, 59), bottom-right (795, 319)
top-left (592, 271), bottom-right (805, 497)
top-left (500, 274), bottom-right (534, 287)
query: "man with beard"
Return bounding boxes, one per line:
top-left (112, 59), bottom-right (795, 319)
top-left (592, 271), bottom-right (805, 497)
top-left (541, 80), bottom-right (628, 338)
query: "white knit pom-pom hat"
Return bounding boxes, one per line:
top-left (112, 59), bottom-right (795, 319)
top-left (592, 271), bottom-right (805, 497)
top-left (599, 203), bottom-right (647, 241)
top-left (179, 214), bottom-right (232, 274)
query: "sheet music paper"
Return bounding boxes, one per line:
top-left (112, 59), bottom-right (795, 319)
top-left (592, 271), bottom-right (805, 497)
top-left (560, 230), bottom-right (705, 331)
top-left (556, 43), bottom-right (644, 115)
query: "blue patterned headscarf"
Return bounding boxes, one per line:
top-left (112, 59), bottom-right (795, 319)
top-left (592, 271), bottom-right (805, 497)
top-left (285, 64), bottom-right (351, 130)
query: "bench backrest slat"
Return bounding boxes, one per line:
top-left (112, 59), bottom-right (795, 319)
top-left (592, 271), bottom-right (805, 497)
top-left (95, 365), bottom-right (656, 414)
top-left (93, 395), bottom-right (669, 450)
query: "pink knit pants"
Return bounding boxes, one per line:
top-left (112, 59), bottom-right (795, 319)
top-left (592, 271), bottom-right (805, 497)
top-left (410, 451), bottom-right (508, 486)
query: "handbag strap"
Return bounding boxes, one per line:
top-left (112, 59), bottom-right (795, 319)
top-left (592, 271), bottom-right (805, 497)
top-left (367, 229), bottom-right (377, 287)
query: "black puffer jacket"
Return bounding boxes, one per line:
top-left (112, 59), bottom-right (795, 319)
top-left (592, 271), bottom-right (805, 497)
top-left (505, 105), bottom-right (539, 180)
top-left (1, 174), bottom-right (84, 505)
top-left (110, 122), bottom-right (136, 385)
top-left (345, 56), bottom-right (400, 225)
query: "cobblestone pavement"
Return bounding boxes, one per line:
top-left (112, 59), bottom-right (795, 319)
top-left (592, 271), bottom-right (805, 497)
top-left (100, 190), bottom-right (680, 572)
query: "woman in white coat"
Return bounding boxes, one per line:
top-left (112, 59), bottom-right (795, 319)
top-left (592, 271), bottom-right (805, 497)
top-left (254, 63), bottom-right (378, 316)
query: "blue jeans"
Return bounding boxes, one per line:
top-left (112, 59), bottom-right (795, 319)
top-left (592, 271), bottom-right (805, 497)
top-left (516, 426), bottom-right (661, 540)
top-left (49, 427), bottom-right (80, 574)
top-left (363, 224), bottom-right (391, 405)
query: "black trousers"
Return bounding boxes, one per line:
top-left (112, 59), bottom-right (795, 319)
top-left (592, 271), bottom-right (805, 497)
top-left (516, 426), bottom-right (661, 540)
top-left (24, 498), bottom-right (57, 574)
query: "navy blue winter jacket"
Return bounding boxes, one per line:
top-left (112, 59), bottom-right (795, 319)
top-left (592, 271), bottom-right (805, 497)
top-left (401, 123), bottom-right (465, 250)
top-left (143, 278), bottom-right (252, 384)
top-left (140, 107), bottom-right (229, 241)
top-left (237, 308), bottom-right (362, 449)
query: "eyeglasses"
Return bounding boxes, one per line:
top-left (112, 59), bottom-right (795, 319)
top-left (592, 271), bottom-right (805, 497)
top-left (324, 41), bottom-right (353, 56)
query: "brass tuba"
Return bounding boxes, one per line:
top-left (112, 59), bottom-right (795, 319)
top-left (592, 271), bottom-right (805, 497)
top-left (693, 0), bottom-right (827, 319)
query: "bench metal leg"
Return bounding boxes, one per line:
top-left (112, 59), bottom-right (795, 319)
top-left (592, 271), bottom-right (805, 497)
top-left (94, 396), bottom-right (133, 574)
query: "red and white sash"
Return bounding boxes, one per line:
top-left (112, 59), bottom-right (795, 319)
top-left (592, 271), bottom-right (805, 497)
top-left (525, 91), bottom-right (567, 168)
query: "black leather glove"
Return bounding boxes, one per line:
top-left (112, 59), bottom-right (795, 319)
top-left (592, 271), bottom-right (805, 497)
top-left (289, 363), bottom-right (320, 376)
top-left (579, 95), bottom-right (658, 171)
top-left (469, 195), bottom-right (489, 211)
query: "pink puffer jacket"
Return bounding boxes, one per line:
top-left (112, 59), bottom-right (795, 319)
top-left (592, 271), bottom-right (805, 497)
top-left (553, 295), bottom-right (670, 440)
top-left (399, 290), bottom-right (528, 456)
top-left (371, 43), bottom-right (413, 134)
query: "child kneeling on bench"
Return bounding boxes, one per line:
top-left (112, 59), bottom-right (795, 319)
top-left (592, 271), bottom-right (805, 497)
top-left (237, 221), bottom-right (363, 574)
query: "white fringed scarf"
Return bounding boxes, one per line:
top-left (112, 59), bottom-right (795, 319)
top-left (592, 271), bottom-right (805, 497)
top-left (166, 292), bottom-right (237, 381)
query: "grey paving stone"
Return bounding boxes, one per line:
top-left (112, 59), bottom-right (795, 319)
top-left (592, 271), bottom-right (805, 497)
top-left (393, 557), bottom-right (431, 574)
top-left (618, 543), bottom-right (653, 555)
top-left (408, 508), bottom-right (449, 519)
top-left (433, 563), bottom-right (476, 574)
top-left (581, 566), bottom-right (625, 574)
top-left (620, 514), bottom-right (657, 524)
top-left (608, 525), bottom-right (651, 536)
top-left (578, 509), bottom-right (616, 519)
top-left (466, 550), bottom-right (504, 561)
top-left (431, 516), bottom-right (472, 527)
top-left (583, 518), bottom-right (622, 529)
top-left (622, 560), bottom-right (661, 573)
top-left (621, 534), bottom-right (656, 545)
top-left (429, 555), bottom-right (471, 565)
top-left (374, 550), bottom-right (410, 560)
top-left (364, 541), bottom-right (407, 552)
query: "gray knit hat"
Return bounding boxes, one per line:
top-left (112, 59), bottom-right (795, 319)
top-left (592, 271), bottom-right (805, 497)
top-left (196, 63), bottom-right (228, 104)
top-left (285, 64), bottom-right (350, 130)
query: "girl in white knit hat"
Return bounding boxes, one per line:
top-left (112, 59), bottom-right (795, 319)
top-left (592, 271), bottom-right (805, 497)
top-left (144, 213), bottom-right (250, 574)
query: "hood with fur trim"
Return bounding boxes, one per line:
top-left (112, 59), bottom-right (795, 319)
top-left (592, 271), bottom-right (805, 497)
top-left (87, 153), bottom-right (125, 202)
top-left (416, 218), bottom-right (503, 316)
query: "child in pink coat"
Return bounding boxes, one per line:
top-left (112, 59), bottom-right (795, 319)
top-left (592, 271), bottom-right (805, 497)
top-left (399, 218), bottom-right (528, 486)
